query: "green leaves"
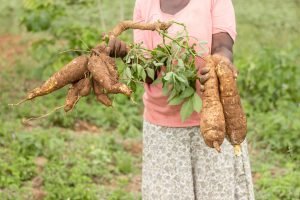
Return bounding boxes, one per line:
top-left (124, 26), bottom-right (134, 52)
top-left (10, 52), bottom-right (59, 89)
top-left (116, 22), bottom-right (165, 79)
top-left (124, 67), bottom-right (132, 79)
top-left (168, 87), bottom-right (193, 105)
top-left (180, 98), bottom-right (194, 122)
top-left (146, 68), bottom-right (155, 80)
top-left (178, 92), bottom-right (202, 122)
top-left (136, 64), bottom-right (143, 76)
top-left (121, 23), bottom-right (204, 121)
top-left (193, 93), bottom-right (202, 113)
top-left (177, 59), bottom-right (184, 68)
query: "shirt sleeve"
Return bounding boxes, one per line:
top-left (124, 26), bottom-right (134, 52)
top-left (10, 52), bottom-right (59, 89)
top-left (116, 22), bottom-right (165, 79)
top-left (133, 0), bottom-right (145, 44)
top-left (211, 0), bottom-right (237, 41)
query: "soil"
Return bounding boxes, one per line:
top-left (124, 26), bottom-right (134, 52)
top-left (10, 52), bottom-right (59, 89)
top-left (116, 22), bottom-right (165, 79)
top-left (73, 120), bottom-right (101, 133)
top-left (31, 157), bottom-right (48, 200)
top-left (0, 34), bottom-right (28, 69)
top-left (122, 139), bottom-right (143, 156)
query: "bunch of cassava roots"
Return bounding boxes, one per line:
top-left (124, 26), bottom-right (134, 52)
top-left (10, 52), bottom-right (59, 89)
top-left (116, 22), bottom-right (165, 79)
top-left (13, 21), bottom-right (246, 155)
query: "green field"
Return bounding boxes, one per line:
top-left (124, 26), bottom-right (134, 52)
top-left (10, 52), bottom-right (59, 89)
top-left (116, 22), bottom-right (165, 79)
top-left (0, 0), bottom-right (299, 199)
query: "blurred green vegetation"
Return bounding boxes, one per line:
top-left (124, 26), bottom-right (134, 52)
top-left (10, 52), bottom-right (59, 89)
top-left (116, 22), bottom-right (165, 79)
top-left (0, 0), bottom-right (299, 199)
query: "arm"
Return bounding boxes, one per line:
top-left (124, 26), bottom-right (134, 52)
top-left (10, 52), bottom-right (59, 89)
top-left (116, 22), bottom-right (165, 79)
top-left (211, 32), bottom-right (234, 62)
top-left (211, 32), bottom-right (238, 78)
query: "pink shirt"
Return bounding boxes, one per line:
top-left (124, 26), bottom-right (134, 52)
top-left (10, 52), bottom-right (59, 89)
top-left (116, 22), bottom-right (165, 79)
top-left (133, 0), bottom-right (237, 127)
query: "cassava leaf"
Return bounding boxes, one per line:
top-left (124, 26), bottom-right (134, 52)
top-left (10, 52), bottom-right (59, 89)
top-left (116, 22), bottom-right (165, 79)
top-left (141, 70), bottom-right (147, 82)
top-left (167, 88), bottom-right (178, 102)
top-left (177, 59), bottom-right (184, 68)
top-left (164, 72), bottom-right (174, 81)
top-left (146, 68), bottom-right (155, 80)
top-left (153, 61), bottom-right (164, 67)
top-left (137, 64), bottom-right (143, 78)
top-left (129, 81), bottom-right (137, 92)
top-left (175, 74), bottom-right (189, 86)
top-left (180, 98), bottom-right (194, 122)
top-left (125, 67), bottom-right (132, 79)
top-left (162, 85), bottom-right (170, 95)
top-left (180, 87), bottom-right (194, 98)
top-left (193, 93), bottom-right (202, 113)
top-left (168, 95), bottom-right (184, 105)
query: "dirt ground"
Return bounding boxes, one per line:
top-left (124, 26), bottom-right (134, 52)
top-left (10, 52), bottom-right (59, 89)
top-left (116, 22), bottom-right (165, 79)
top-left (0, 34), bottom-right (28, 69)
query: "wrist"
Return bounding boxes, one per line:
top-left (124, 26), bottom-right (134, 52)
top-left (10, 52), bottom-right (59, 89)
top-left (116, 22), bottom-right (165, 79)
top-left (212, 47), bottom-right (233, 63)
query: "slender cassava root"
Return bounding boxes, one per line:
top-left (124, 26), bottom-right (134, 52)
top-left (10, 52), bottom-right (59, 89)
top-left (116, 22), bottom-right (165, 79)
top-left (28, 56), bottom-right (89, 101)
top-left (93, 79), bottom-right (112, 107)
top-left (88, 46), bottom-right (132, 97)
top-left (107, 20), bottom-right (172, 38)
top-left (64, 77), bottom-right (91, 112)
top-left (12, 20), bottom-right (173, 113)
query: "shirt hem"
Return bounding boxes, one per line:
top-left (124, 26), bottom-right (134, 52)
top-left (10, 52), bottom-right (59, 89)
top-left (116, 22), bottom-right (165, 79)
top-left (143, 117), bottom-right (200, 128)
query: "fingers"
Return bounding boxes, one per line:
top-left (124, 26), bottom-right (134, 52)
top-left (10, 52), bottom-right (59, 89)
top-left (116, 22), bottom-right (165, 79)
top-left (199, 74), bottom-right (210, 84)
top-left (105, 36), bottom-right (128, 58)
top-left (200, 67), bottom-right (210, 75)
top-left (200, 84), bottom-right (205, 92)
top-left (107, 36), bottom-right (116, 56)
top-left (119, 41), bottom-right (128, 58)
top-left (113, 39), bottom-right (121, 57)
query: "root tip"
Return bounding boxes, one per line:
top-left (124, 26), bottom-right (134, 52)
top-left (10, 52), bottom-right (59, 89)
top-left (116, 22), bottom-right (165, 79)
top-left (213, 141), bottom-right (221, 153)
top-left (234, 145), bottom-right (242, 156)
top-left (8, 99), bottom-right (28, 107)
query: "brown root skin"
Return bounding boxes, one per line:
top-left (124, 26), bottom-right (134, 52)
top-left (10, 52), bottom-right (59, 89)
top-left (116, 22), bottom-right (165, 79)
top-left (27, 55), bottom-right (89, 101)
top-left (107, 21), bottom-right (172, 38)
top-left (93, 79), bottom-right (112, 107)
top-left (64, 85), bottom-right (79, 112)
top-left (213, 55), bottom-right (247, 147)
top-left (88, 51), bottom-right (132, 96)
top-left (64, 77), bottom-right (91, 112)
top-left (200, 56), bottom-right (226, 152)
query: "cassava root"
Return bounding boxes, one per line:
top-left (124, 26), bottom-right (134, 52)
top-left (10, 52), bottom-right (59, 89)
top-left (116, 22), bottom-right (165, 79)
top-left (200, 56), bottom-right (226, 152)
top-left (200, 55), bottom-right (247, 155)
top-left (13, 20), bottom-right (173, 113)
top-left (213, 55), bottom-right (247, 156)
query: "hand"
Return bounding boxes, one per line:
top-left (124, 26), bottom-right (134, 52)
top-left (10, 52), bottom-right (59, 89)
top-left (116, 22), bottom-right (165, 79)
top-left (199, 55), bottom-right (239, 92)
top-left (199, 67), bottom-right (210, 92)
top-left (103, 34), bottom-right (128, 58)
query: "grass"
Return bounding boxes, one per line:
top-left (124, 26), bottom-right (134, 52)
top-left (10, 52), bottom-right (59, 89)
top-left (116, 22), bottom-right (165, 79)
top-left (0, 0), bottom-right (300, 199)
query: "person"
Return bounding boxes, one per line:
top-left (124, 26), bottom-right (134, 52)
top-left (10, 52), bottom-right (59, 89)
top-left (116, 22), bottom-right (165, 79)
top-left (104, 0), bottom-right (255, 199)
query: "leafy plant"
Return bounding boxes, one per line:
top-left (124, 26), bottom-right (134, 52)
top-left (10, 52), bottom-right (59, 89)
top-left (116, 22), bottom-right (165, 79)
top-left (122, 22), bottom-right (207, 121)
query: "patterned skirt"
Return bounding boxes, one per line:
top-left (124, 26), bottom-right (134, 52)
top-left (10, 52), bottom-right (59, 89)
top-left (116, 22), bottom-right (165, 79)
top-left (142, 120), bottom-right (255, 200)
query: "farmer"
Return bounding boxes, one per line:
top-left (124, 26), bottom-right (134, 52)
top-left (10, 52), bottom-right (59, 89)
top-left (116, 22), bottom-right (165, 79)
top-left (104, 0), bottom-right (255, 199)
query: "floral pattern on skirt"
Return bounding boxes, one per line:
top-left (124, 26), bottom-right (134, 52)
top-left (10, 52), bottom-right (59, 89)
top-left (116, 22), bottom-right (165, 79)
top-left (142, 120), bottom-right (255, 200)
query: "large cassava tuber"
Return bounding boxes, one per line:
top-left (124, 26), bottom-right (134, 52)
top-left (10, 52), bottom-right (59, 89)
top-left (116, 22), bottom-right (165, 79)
top-left (200, 56), bottom-right (226, 152)
top-left (213, 55), bottom-right (247, 155)
top-left (200, 55), bottom-right (247, 155)
top-left (27, 55), bottom-right (89, 101)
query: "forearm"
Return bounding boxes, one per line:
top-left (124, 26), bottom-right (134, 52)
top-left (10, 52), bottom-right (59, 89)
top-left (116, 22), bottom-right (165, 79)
top-left (211, 32), bottom-right (234, 62)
